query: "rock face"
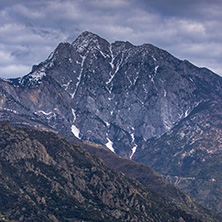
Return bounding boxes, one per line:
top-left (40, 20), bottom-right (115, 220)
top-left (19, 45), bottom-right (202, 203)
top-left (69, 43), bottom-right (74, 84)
top-left (1, 120), bottom-right (219, 222)
top-left (1, 31), bottom-right (222, 158)
top-left (134, 100), bottom-right (222, 215)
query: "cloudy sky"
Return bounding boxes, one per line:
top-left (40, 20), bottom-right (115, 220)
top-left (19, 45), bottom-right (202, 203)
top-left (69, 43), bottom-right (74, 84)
top-left (0, 0), bottom-right (222, 78)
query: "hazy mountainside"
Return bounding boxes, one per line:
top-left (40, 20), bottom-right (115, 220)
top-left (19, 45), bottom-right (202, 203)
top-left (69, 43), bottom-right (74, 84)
top-left (1, 121), bottom-right (219, 222)
top-left (134, 100), bottom-right (222, 215)
top-left (1, 31), bottom-right (222, 159)
top-left (1, 31), bottom-right (222, 215)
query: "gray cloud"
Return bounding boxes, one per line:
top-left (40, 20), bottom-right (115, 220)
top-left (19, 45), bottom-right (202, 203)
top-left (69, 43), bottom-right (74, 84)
top-left (0, 0), bottom-right (222, 78)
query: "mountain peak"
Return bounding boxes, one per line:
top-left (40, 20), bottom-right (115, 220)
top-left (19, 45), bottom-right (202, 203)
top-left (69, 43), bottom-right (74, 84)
top-left (72, 31), bottom-right (110, 54)
top-left (77, 31), bottom-right (101, 39)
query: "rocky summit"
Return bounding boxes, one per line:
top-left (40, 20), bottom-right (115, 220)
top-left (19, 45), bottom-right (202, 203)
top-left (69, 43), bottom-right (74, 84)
top-left (1, 31), bottom-right (222, 214)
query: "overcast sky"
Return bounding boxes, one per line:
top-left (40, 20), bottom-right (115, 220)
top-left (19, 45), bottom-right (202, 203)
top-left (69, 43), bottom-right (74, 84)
top-left (0, 0), bottom-right (222, 78)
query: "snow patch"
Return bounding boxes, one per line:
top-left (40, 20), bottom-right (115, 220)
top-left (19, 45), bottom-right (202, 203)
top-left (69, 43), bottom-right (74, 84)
top-left (37, 110), bottom-right (52, 116)
top-left (143, 84), bottom-right (148, 93)
top-left (106, 51), bottom-right (123, 85)
top-left (154, 65), bottom-right (159, 74)
top-left (133, 73), bottom-right (139, 85)
top-left (71, 55), bottom-right (86, 99)
top-left (71, 108), bottom-right (80, 138)
top-left (106, 138), bottom-right (115, 152)
top-left (75, 38), bottom-right (91, 53)
top-left (130, 146), bottom-right (137, 159)
top-left (185, 109), bottom-right (189, 117)
top-left (80, 55), bottom-right (86, 68)
top-left (106, 68), bottom-right (118, 84)
top-left (189, 149), bottom-right (195, 155)
top-left (29, 67), bottom-right (46, 82)
top-left (34, 110), bottom-right (57, 120)
top-left (71, 108), bottom-right (77, 121)
top-left (180, 132), bottom-right (185, 138)
top-left (3, 108), bottom-right (17, 114)
top-left (127, 75), bottom-right (132, 86)
top-left (109, 45), bottom-right (114, 69)
top-left (62, 80), bottom-right (72, 90)
top-left (71, 125), bottom-right (80, 139)
top-left (106, 86), bottom-right (112, 94)
top-left (207, 150), bottom-right (215, 154)
top-left (100, 50), bottom-right (107, 58)
top-left (164, 120), bottom-right (171, 130)
top-left (130, 132), bottom-right (137, 159)
top-left (130, 133), bottom-right (135, 143)
top-left (152, 55), bottom-right (157, 61)
top-left (150, 76), bottom-right (155, 84)
top-left (104, 121), bottom-right (110, 127)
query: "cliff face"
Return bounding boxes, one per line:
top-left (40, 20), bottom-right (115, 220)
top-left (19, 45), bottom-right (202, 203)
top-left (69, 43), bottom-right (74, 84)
top-left (134, 100), bottom-right (222, 214)
top-left (1, 121), bottom-right (218, 222)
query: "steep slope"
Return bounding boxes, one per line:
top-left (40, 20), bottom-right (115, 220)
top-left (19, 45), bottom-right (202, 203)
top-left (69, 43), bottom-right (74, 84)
top-left (1, 31), bottom-right (222, 158)
top-left (60, 133), bottom-right (221, 222)
top-left (134, 100), bottom-right (222, 214)
top-left (1, 120), bottom-right (218, 222)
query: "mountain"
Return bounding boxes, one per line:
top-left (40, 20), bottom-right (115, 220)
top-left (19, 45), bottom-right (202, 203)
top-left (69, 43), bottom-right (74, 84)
top-left (2, 120), bottom-right (220, 222)
top-left (1, 31), bottom-right (222, 158)
top-left (1, 31), bottom-right (222, 214)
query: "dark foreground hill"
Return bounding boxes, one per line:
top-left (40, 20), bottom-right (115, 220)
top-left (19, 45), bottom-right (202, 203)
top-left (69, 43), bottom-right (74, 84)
top-left (62, 132), bottom-right (222, 222)
top-left (0, 121), bottom-right (221, 222)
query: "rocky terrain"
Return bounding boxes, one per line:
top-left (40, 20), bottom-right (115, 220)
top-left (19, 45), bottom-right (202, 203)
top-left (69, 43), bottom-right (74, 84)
top-left (134, 99), bottom-right (222, 214)
top-left (1, 120), bottom-right (220, 222)
top-left (1, 31), bottom-right (222, 215)
top-left (61, 132), bottom-right (221, 221)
